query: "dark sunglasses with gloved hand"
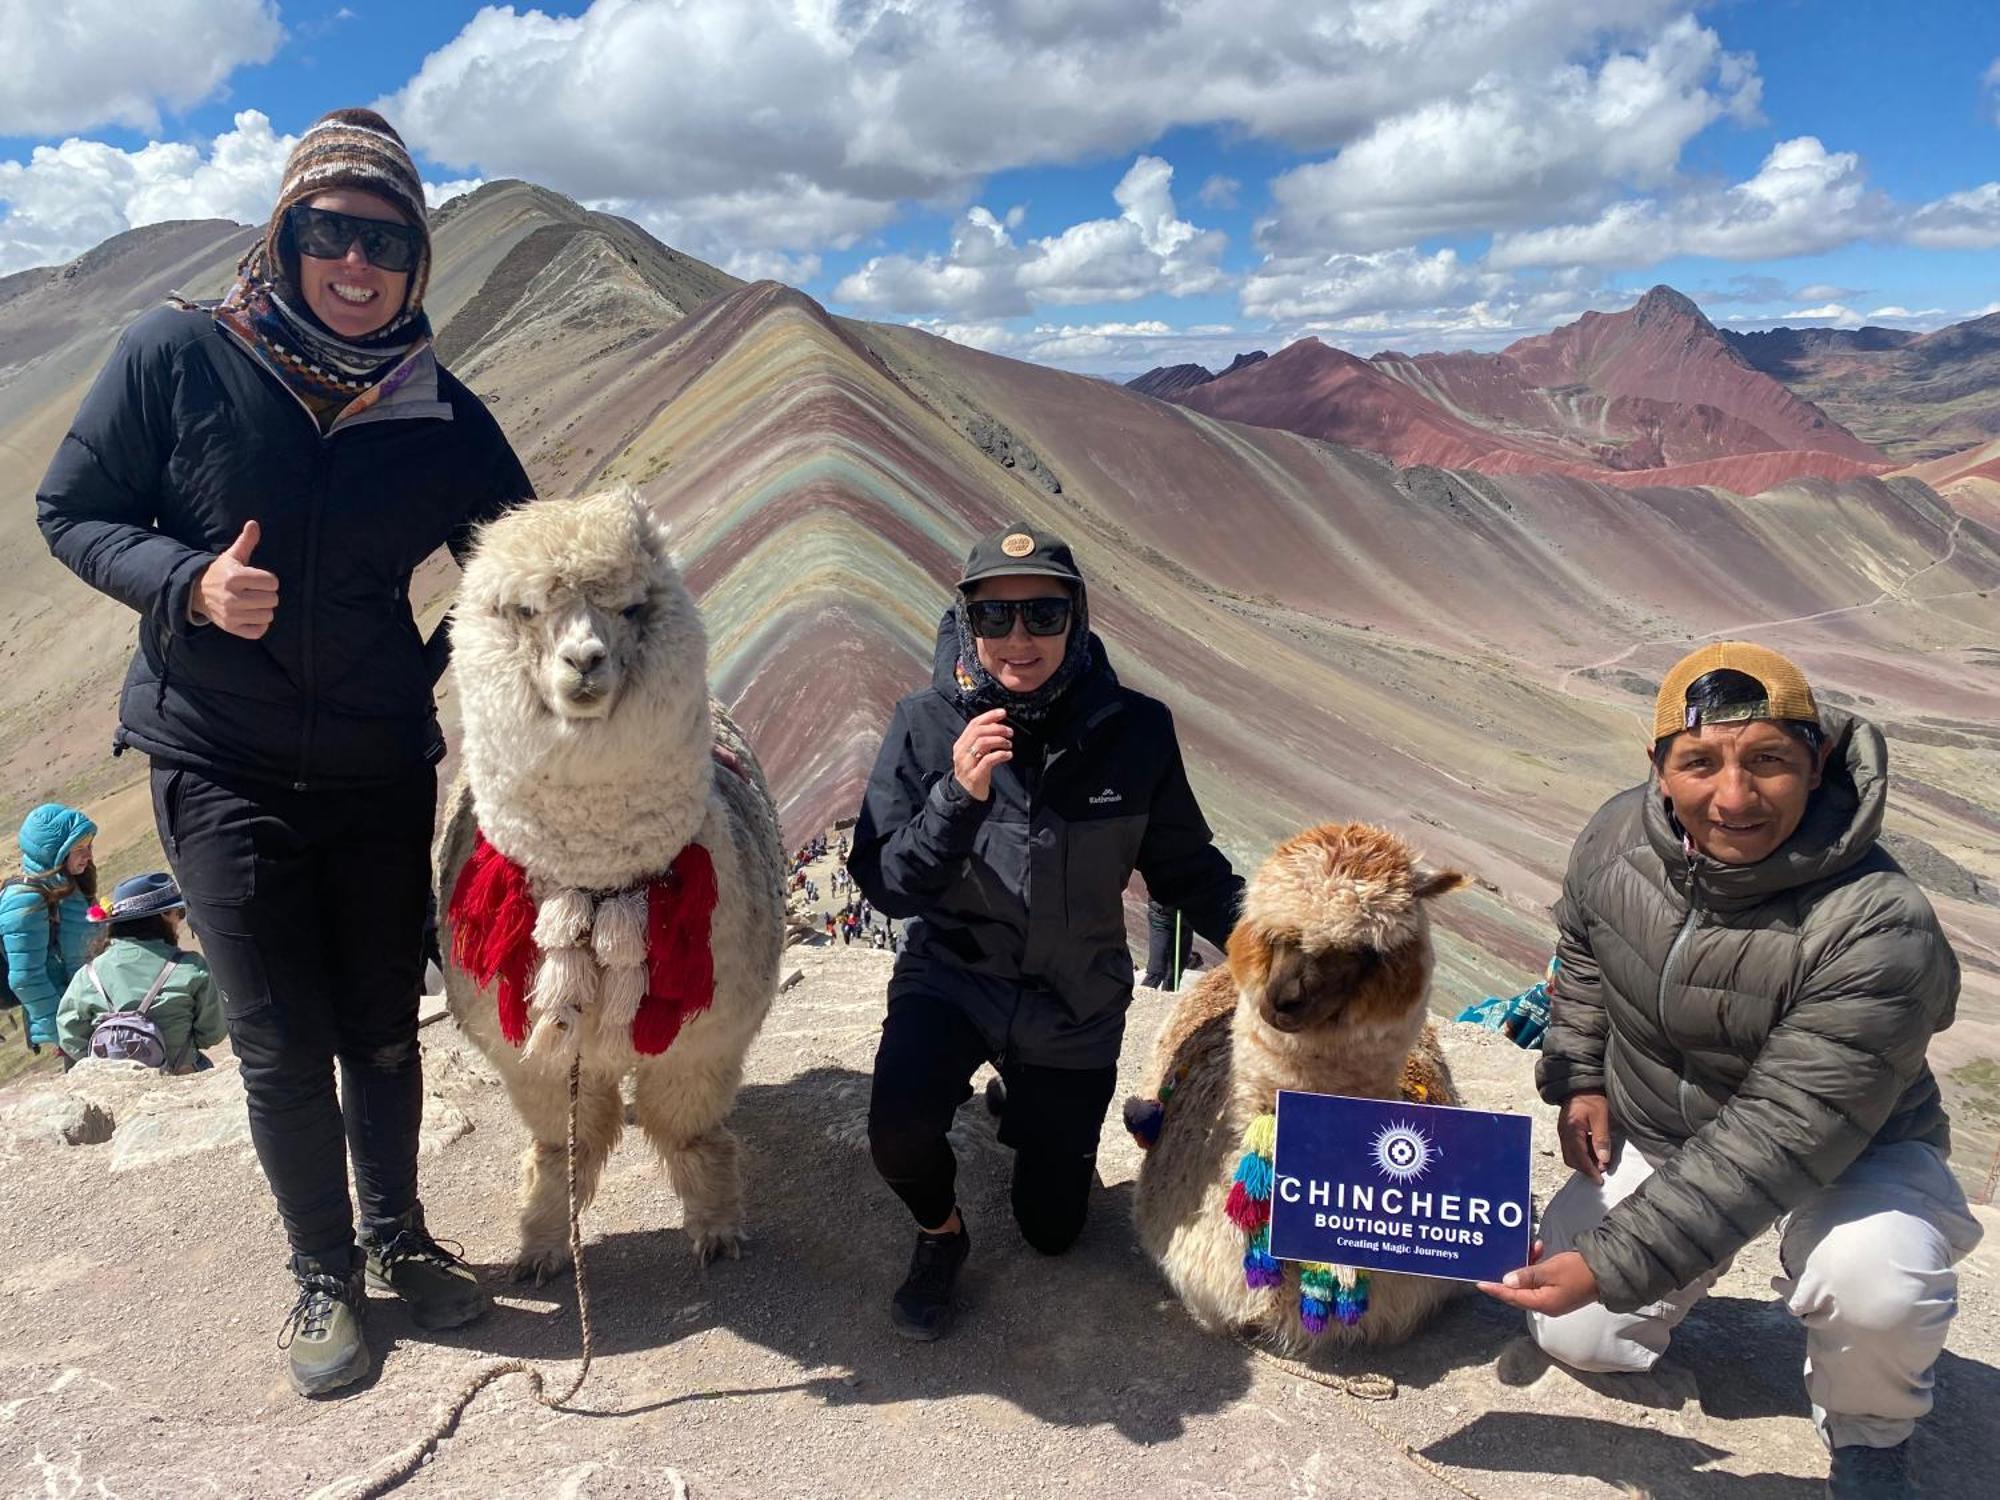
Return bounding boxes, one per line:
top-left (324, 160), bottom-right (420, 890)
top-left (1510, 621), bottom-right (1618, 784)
top-left (286, 204), bottom-right (422, 273)
top-left (966, 597), bottom-right (1073, 638)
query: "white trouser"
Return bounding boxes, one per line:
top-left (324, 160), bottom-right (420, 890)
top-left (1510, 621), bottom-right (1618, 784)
top-left (1528, 1137), bottom-right (1984, 1449)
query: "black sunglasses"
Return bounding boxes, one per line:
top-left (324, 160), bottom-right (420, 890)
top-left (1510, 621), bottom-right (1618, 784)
top-left (967, 597), bottom-right (1073, 638)
top-left (287, 205), bottom-right (422, 273)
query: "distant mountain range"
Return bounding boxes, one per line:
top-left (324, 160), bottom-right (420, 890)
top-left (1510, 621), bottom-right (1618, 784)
top-left (1722, 312), bottom-right (2000, 462)
top-left (3, 184), bottom-right (1998, 1168)
top-left (1128, 286), bottom-right (1913, 492)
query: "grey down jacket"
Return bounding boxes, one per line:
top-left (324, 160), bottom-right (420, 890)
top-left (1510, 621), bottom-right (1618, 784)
top-left (1537, 707), bottom-right (1959, 1313)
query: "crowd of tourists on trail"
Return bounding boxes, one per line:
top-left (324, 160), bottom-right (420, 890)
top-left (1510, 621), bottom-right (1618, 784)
top-left (13, 96), bottom-right (1981, 1496)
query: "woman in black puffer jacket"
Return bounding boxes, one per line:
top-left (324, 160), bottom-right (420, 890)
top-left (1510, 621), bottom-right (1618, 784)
top-left (37, 108), bottom-right (531, 1398)
top-left (1485, 642), bottom-right (1981, 1499)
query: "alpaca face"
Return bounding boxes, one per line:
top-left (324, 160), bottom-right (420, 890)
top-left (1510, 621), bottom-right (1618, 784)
top-left (510, 585), bottom-right (650, 721)
top-left (456, 488), bottom-right (686, 731)
top-left (1256, 942), bottom-right (1381, 1032)
top-left (1229, 822), bottom-right (1465, 1039)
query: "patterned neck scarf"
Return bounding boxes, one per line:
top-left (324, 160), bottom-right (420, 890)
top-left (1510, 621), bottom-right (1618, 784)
top-left (209, 256), bottom-right (431, 427)
top-left (948, 592), bottom-right (1096, 731)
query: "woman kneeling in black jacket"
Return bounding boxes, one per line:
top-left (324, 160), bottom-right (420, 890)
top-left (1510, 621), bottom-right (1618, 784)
top-left (849, 524), bottom-right (1244, 1340)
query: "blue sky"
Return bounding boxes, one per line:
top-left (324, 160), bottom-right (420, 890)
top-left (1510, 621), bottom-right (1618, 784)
top-left (3, 1), bottom-right (1997, 374)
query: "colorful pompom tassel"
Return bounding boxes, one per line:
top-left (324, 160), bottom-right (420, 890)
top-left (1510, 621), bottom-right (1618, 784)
top-left (1123, 1096), bottom-right (1166, 1150)
top-left (1298, 1263), bottom-right (1335, 1334)
top-left (1224, 1177), bottom-right (1269, 1231)
top-left (1227, 1108), bottom-right (1370, 1333)
top-left (1243, 1226), bottom-right (1282, 1288)
top-left (1333, 1266), bottom-right (1371, 1325)
top-left (1232, 1149), bottom-right (1274, 1202)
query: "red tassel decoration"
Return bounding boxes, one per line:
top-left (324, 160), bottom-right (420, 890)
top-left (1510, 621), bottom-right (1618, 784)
top-left (1224, 1180), bottom-right (1269, 1231)
top-left (448, 833), bottom-right (538, 1046)
top-left (633, 842), bottom-right (719, 1055)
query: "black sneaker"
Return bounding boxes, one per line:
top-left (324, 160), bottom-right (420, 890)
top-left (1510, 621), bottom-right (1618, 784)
top-left (281, 1250), bottom-right (370, 1397)
top-left (1826, 1440), bottom-right (1911, 1499)
top-left (891, 1220), bottom-right (971, 1342)
top-left (360, 1206), bottom-right (489, 1331)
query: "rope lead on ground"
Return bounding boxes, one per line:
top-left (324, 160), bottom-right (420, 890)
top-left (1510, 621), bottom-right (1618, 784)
top-left (318, 1057), bottom-right (597, 1500)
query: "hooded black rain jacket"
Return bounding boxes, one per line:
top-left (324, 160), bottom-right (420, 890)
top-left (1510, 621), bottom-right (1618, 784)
top-left (849, 616), bottom-right (1244, 1068)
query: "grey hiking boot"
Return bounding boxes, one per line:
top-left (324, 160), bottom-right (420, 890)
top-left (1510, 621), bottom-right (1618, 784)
top-left (281, 1250), bottom-right (370, 1397)
top-left (361, 1206), bottom-right (489, 1331)
top-left (1826, 1440), bottom-right (1912, 1498)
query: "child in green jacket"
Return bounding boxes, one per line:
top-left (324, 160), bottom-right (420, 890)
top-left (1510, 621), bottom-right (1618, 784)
top-left (57, 874), bottom-right (223, 1072)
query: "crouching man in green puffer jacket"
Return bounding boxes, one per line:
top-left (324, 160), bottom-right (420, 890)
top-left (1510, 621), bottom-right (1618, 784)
top-left (1480, 642), bottom-right (1983, 1500)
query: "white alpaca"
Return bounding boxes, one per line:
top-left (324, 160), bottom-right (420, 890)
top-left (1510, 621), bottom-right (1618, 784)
top-left (436, 488), bottom-right (785, 1278)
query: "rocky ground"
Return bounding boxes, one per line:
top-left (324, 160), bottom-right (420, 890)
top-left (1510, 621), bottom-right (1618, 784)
top-left (2, 928), bottom-right (1996, 1500)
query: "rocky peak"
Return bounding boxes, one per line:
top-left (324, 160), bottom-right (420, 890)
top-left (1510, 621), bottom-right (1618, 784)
top-left (1630, 284), bottom-right (1713, 333)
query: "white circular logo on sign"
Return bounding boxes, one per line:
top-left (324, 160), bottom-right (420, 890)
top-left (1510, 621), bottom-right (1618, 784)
top-left (1372, 1120), bottom-right (1436, 1183)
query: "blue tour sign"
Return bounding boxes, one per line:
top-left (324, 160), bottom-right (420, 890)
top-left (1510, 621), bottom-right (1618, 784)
top-left (1268, 1089), bottom-right (1533, 1285)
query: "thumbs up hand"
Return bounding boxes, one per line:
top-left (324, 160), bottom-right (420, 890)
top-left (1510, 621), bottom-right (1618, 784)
top-left (193, 521), bottom-right (280, 639)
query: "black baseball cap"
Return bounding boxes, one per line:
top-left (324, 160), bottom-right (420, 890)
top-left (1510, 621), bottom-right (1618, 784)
top-left (955, 523), bottom-right (1085, 590)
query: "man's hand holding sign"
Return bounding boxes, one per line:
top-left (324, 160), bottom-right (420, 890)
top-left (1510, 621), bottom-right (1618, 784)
top-left (1475, 1086), bottom-right (1610, 1317)
top-left (1269, 1090), bottom-right (1534, 1289)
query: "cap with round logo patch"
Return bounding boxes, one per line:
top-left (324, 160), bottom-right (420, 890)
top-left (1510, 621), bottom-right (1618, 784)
top-left (956, 523), bottom-right (1085, 590)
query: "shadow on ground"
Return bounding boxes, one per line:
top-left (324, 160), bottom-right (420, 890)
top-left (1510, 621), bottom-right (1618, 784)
top-left (393, 1060), bottom-right (2000, 1490)
top-left (1421, 1414), bottom-right (1822, 1498)
top-left (404, 1064), bottom-right (1514, 1444)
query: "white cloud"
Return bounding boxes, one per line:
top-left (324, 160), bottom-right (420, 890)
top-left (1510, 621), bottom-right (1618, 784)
top-left (424, 178), bottom-right (485, 210)
top-left (1489, 136), bottom-right (1886, 268)
top-left (0, 0), bottom-right (283, 135)
top-left (1261, 15), bottom-right (1758, 253)
top-left (906, 315), bottom-right (1261, 375)
top-left (0, 110), bottom-right (290, 273)
top-left (1242, 246), bottom-right (1493, 323)
top-left (1197, 175), bottom-right (1241, 210)
top-left (384, 0), bottom-right (1696, 253)
top-left (1783, 303), bottom-right (1864, 327)
top-left (1904, 182), bottom-right (2000, 249)
top-left (0, 112), bottom-right (485, 275)
top-left (1986, 57), bottom-right (2000, 125)
top-left (719, 247), bottom-right (824, 285)
top-left (1865, 305), bottom-right (1943, 320)
top-left (834, 156), bottom-right (1224, 318)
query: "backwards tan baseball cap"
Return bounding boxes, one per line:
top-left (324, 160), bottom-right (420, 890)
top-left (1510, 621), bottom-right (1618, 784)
top-left (1652, 641), bottom-right (1820, 741)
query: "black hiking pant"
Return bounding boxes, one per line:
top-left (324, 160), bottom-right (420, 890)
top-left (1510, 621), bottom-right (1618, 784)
top-left (868, 989), bottom-right (1117, 1254)
top-left (152, 764), bottom-right (434, 1263)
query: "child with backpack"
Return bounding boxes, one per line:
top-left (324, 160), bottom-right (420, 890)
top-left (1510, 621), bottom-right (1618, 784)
top-left (56, 874), bottom-right (223, 1073)
top-left (2, 803), bottom-right (99, 1053)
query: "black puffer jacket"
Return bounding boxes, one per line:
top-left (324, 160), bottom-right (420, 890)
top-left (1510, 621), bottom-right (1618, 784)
top-left (1538, 708), bottom-right (1959, 1312)
top-left (37, 304), bottom-right (531, 791)
top-left (849, 616), bottom-right (1244, 1068)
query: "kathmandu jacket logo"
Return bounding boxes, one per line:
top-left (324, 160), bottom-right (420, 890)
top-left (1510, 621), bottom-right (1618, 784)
top-left (1087, 787), bottom-right (1123, 806)
top-left (1372, 1121), bottom-right (1436, 1183)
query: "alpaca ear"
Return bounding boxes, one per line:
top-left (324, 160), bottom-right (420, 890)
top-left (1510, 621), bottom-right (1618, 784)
top-left (1413, 866), bottom-right (1467, 901)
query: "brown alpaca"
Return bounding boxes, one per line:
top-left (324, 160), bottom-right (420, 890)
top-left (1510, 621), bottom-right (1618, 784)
top-left (1132, 822), bottom-right (1466, 1351)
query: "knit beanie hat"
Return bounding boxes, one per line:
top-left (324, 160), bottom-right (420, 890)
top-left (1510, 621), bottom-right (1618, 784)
top-left (256, 107), bottom-right (432, 315)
